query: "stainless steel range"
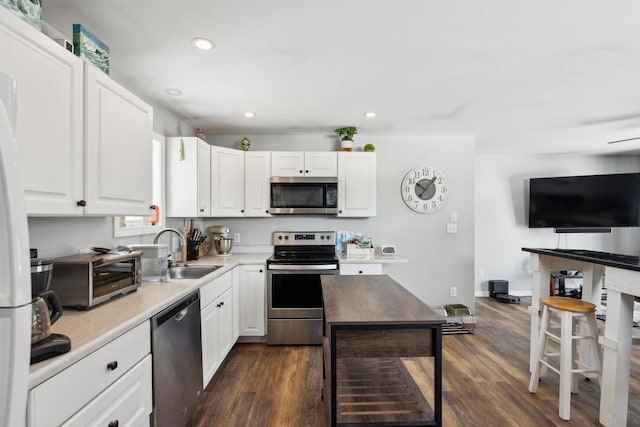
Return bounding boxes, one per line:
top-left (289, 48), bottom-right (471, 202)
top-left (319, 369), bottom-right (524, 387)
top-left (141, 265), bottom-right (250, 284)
top-left (267, 231), bottom-right (339, 345)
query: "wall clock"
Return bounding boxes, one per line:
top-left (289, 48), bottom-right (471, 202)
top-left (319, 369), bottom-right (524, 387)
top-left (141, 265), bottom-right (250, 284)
top-left (401, 166), bottom-right (449, 213)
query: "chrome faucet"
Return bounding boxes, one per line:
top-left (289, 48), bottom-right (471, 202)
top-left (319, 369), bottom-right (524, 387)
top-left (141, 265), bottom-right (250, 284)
top-left (153, 228), bottom-right (187, 264)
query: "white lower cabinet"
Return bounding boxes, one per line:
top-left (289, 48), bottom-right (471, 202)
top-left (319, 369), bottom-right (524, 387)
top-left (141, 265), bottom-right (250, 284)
top-left (340, 264), bottom-right (382, 275)
top-left (63, 355), bottom-right (152, 427)
top-left (28, 321), bottom-right (151, 427)
top-left (239, 265), bottom-right (265, 336)
top-left (200, 271), bottom-right (236, 389)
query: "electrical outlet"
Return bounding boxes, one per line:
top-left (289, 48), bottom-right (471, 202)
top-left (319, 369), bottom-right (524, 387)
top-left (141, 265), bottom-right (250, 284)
top-left (446, 223), bottom-right (457, 233)
top-left (234, 232), bottom-right (241, 243)
top-left (450, 211), bottom-right (458, 222)
top-left (478, 268), bottom-right (485, 277)
top-left (450, 287), bottom-right (457, 297)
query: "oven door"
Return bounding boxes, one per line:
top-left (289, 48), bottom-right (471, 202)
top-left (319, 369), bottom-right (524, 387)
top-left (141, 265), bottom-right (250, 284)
top-left (267, 267), bottom-right (337, 319)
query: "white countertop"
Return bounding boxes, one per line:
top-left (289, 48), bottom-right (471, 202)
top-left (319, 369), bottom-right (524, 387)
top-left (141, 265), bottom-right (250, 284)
top-left (29, 253), bottom-right (271, 388)
top-left (338, 253), bottom-right (408, 264)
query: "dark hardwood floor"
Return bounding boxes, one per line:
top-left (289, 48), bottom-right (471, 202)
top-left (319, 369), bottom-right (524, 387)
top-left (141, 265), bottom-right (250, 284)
top-left (189, 297), bottom-right (640, 426)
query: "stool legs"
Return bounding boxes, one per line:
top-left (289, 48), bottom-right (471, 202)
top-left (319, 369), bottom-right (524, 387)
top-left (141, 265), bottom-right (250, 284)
top-left (528, 305), bottom-right (550, 394)
top-left (528, 305), bottom-right (602, 421)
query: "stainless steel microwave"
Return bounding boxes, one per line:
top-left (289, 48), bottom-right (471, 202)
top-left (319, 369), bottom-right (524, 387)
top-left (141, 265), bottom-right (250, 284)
top-left (270, 177), bottom-right (338, 214)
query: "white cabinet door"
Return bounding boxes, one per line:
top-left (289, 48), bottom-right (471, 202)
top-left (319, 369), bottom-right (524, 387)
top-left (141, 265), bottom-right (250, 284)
top-left (201, 287), bottom-right (233, 388)
top-left (232, 266), bottom-right (240, 342)
top-left (84, 64), bottom-right (154, 216)
top-left (239, 265), bottom-right (265, 336)
top-left (271, 152), bottom-right (337, 177)
top-left (210, 146), bottom-right (244, 216)
top-left (271, 152), bottom-right (304, 176)
top-left (337, 152), bottom-right (376, 217)
top-left (244, 151), bottom-right (271, 217)
top-left (200, 296), bottom-right (218, 389)
top-left (166, 137), bottom-right (210, 217)
top-left (304, 152), bottom-right (337, 177)
top-left (0, 8), bottom-right (84, 215)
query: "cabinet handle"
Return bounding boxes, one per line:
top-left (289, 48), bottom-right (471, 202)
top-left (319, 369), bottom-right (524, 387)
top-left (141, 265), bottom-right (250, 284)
top-left (265, 210), bottom-right (269, 214)
top-left (76, 200), bottom-right (86, 207)
top-left (359, 270), bottom-right (363, 274)
top-left (108, 420), bottom-right (119, 427)
top-left (305, 170), bottom-right (309, 173)
top-left (107, 361), bottom-right (118, 371)
top-left (200, 208), bottom-right (204, 212)
top-left (220, 301), bottom-right (225, 306)
top-left (150, 204), bottom-right (156, 210)
top-left (338, 210), bottom-right (343, 214)
top-left (216, 302), bottom-right (222, 308)
top-left (299, 170), bottom-right (303, 174)
top-left (259, 269), bottom-right (263, 273)
top-left (241, 209), bottom-right (244, 213)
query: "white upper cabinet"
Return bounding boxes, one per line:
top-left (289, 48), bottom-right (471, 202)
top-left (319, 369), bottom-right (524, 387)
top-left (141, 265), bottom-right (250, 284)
top-left (337, 152), bottom-right (377, 217)
top-left (0, 7), bottom-right (84, 215)
top-left (244, 151), bottom-right (271, 217)
top-left (166, 137), bottom-right (210, 217)
top-left (304, 152), bottom-right (338, 177)
top-left (1, 9), bottom-right (154, 216)
top-left (271, 151), bottom-right (337, 177)
top-left (210, 145), bottom-right (244, 216)
top-left (84, 64), bottom-right (153, 215)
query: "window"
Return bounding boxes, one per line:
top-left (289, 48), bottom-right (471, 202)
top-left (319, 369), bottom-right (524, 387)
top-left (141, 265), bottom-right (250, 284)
top-left (113, 133), bottom-right (165, 237)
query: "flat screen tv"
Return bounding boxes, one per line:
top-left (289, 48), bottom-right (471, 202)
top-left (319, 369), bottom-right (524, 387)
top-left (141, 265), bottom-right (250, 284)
top-left (528, 173), bottom-right (640, 230)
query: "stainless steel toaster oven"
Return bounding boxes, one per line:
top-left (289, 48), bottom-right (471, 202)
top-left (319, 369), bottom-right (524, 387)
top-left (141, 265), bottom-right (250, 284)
top-left (49, 250), bottom-right (142, 310)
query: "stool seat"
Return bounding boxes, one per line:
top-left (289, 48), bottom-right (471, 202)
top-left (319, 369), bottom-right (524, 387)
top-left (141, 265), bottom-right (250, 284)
top-left (541, 296), bottom-right (596, 313)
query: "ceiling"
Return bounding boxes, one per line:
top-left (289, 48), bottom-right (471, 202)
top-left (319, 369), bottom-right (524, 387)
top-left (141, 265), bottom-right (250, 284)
top-left (42, 0), bottom-right (640, 155)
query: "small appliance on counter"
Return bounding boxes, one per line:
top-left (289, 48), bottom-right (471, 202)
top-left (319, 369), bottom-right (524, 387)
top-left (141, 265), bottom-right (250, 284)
top-left (209, 225), bottom-right (233, 256)
top-left (30, 254), bottom-right (71, 364)
top-left (49, 250), bottom-right (142, 310)
top-left (127, 244), bottom-right (169, 282)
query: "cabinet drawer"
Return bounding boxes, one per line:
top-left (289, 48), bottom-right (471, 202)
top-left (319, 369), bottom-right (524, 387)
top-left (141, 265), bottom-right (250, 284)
top-left (201, 271), bottom-right (232, 308)
top-left (63, 354), bottom-right (153, 427)
top-left (28, 321), bottom-right (151, 427)
top-left (340, 264), bottom-right (382, 275)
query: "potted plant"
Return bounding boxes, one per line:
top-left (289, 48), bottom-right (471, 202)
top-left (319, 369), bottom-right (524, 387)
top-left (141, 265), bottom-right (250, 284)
top-left (335, 126), bottom-right (357, 151)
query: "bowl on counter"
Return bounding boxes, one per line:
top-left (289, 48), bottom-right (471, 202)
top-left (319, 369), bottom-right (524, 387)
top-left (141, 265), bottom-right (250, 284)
top-left (213, 237), bottom-right (233, 255)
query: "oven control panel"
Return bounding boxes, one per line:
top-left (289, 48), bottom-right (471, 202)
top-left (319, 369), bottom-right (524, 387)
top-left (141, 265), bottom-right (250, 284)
top-left (272, 231), bottom-right (336, 245)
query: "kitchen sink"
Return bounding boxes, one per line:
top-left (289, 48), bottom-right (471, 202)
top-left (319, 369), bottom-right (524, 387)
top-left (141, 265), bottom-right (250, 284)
top-left (168, 265), bottom-right (220, 280)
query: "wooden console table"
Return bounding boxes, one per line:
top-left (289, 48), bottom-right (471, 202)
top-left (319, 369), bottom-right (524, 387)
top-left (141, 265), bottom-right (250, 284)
top-left (321, 274), bottom-right (444, 427)
top-left (523, 247), bottom-right (640, 427)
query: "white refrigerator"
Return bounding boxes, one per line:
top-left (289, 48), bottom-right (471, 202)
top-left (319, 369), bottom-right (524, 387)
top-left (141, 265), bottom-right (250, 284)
top-left (0, 72), bottom-right (32, 426)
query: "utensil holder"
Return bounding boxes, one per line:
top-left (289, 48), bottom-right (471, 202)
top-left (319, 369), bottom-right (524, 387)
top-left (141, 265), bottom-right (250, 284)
top-left (187, 240), bottom-right (200, 261)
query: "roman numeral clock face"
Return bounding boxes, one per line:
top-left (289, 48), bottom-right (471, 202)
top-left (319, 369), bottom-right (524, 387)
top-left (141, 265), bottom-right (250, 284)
top-left (401, 167), bottom-right (449, 213)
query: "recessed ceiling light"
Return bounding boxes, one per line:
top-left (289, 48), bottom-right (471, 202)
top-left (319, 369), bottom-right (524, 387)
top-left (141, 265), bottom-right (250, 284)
top-left (192, 37), bottom-right (215, 50)
top-left (364, 112), bottom-right (376, 118)
top-left (165, 88), bottom-right (183, 96)
top-left (244, 112), bottom-right (256, 118)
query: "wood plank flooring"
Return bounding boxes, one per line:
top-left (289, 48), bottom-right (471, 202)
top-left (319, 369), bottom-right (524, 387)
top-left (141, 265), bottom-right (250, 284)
top-left (189, 297), bottom-right (640, 426)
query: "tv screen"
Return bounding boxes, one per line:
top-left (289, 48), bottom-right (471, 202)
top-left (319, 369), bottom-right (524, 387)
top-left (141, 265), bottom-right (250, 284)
top-left (528, 173), bottom-right (640, 229)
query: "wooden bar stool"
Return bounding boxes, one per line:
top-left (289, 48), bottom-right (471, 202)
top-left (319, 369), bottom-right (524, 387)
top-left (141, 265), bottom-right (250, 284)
top-left (528, 296), bottom-right (602, 420)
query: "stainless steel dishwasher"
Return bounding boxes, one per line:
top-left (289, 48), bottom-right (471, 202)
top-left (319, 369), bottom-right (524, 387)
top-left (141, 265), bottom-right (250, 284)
top-left (151, 291), bottom-right (203, 427)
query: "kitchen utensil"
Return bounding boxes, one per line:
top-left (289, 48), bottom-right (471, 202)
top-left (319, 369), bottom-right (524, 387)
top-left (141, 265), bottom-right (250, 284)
top-left (91, 247), bottom-right (111, 254)
top-left (31, 290), bottom-right (63, 344)
top-left (213, 237), bottom-right (233, 255)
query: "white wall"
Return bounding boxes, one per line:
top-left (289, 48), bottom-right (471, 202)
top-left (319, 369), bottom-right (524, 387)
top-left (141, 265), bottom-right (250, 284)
top-left (474, 153), bottom-right (640, 296)
top-left (196, 134), bottom-right (476, 311)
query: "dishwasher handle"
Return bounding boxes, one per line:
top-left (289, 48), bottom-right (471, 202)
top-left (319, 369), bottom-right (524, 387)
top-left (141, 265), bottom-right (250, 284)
top-left (154, 291), bottom-right (199, 328)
